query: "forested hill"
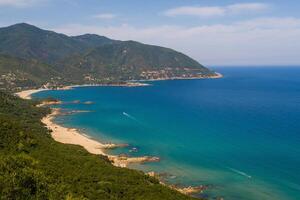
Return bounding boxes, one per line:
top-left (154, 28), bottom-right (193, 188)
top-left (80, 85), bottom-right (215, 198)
top-left (0, 91), bottom-right (197, 199)
top-left (0, 23), bottom-right (216, 90)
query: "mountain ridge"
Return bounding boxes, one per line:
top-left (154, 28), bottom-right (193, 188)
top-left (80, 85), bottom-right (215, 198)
top-left (0, 23), bottom-right (217, 90)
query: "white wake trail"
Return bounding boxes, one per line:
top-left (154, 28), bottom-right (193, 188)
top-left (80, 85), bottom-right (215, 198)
top-left (123, 112), bottom-right (138, 122)
top-left (228, 167), bottom-right (252, 179)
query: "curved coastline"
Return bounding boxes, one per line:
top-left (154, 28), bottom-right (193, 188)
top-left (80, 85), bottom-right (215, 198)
top-left (40, 106), bottom-right (209, 195)
top-left (16, 88), bottom-right (161, 168)
top-left (40, 105), bottom-right (160, 168)
top-left (15, 73), bottom-right (223, 100)
top-left (16, 88), bottom-right (48, 99)
top-left (15, 74), bottom-right (223, 167)
top-left (15, 88), bottom-right (165, 170)
top-left (15, 75), bottom-right (223, 196)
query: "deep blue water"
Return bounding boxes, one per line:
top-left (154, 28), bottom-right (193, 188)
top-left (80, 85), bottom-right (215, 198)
top-left (33, 67), bottom-right (300, 200)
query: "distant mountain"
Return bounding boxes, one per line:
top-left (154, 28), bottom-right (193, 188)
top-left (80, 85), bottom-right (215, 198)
top-left (0, 23), bottom-right (85, 64)
top-left (0, 23), bottom-right (217, 90)
top-left (80, 40), bottom-right (203, 69)
top-left (64, 41), bottom-right (211, 81)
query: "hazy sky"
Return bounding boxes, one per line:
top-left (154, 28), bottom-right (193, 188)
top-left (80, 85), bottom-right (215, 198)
top-left (1, 0), bottom-right (300, 66)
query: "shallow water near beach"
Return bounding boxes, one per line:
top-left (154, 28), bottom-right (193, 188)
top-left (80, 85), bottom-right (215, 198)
top-left (33, 67), bottom-right (300, 200)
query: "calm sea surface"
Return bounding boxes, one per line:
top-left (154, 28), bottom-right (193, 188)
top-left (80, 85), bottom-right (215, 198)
top-left (34, 67), bottom-right (300, 200)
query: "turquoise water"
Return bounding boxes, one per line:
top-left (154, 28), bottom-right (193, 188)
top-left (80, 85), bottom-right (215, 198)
top-left (33, 67), bottom-right (300, 200)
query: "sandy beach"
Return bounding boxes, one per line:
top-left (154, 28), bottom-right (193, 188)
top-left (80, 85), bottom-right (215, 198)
top-left (41, 108), bottom-right (108, 155)
top-left (41, 108), bottom-right (160, 167)
top-left (15, 82), bottom-right (150, 100)
top-left (16, 88), bottom-right (48, 99)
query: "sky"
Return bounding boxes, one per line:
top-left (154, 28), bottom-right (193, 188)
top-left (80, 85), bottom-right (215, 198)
top-left (1, 0), bottom-right (300, 66)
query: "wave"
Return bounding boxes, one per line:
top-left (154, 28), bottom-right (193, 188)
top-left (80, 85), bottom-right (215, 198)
top-left (228, 167), bottom-right (252, 179)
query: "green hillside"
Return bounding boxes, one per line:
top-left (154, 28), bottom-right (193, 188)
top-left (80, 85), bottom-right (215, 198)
top-left (62, 40), bottom-right (211, 81)
top-left (72, 34), bottom-right (119, 47)
top-left (0, 23), bottom-right (216, 90)
top-left (0, 54), bottom-right (64, 90)
top-left (0, 23), bottom-right (86, 64)
top-left (0, 91), bottom-right (197, 200)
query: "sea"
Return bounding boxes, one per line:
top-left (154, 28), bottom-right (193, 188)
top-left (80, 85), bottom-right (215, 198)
top-left (33, 67), bottom-right (300, 200)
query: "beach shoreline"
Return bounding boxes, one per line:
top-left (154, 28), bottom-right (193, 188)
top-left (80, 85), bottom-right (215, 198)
top-left (41, 108), bottom-right (108, 155)
top-left (15, 73), bottom-right (223, 100)
top-left (15, 76), bottom-right (222, 195)
top-left (15, 74), bottom-right (224, 167)
top-left (40, 106), bottom-right (160, 168)
top-left (14, 86), bottom-right (161, 168)
top-left (16, 88), bottom-right (48, 100)
top-left (40, 106), bottom-right (209, 194)
top-left (42, 106), bottom-right (207, 194)
top-left (15, 82), bottom-right (150, 100)
top-left (15, 74), bottom-right (224, 164)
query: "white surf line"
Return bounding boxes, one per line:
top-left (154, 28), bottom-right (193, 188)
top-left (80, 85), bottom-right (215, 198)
top-left (228, 167), bottom-right (252, 179)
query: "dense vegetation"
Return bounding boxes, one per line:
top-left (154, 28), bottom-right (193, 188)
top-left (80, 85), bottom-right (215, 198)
top-left (63, 41), bottom-right (211, 81)
top-left (0, 23), bottom-right (215, 90)
top-left (0, 91), bottom-right (196, 199)
top-left (0, 54), bottom-right (62, 89)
